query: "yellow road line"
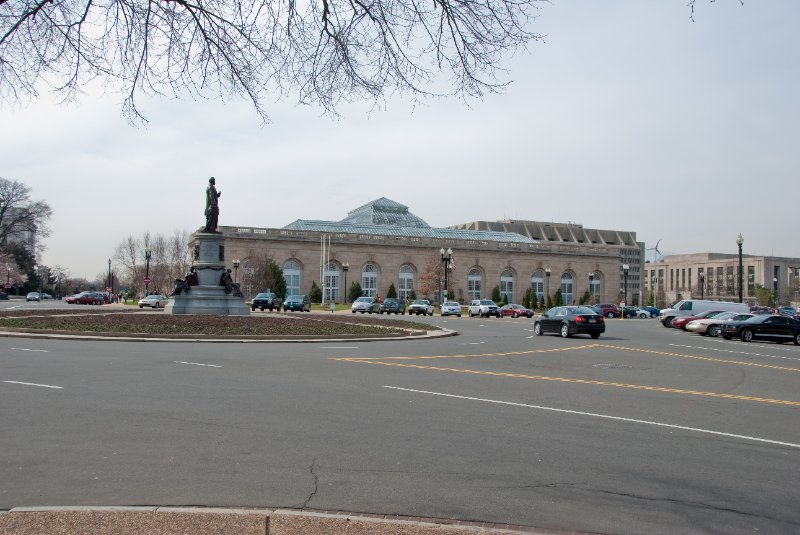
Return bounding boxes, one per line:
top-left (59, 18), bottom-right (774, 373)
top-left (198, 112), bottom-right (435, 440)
top-left (338, 358), bottom-right (800, 407)
top-left (337, 344), bottom-right (599, 361)
top-left (598, 344), bottom-right (800, 373)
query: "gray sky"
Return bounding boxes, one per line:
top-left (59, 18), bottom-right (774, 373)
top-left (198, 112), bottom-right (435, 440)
top-left (2, 0), bottom-right (798, 280)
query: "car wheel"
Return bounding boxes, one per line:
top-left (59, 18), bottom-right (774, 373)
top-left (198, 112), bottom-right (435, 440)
top-left (708, 326), bottom-right (721, 337)
top-left (560, 323), bottom-right (571, 338)
top-left (457, 314), bottom-right (461, 317)
top-left (139, 305), bottom-right (143, 309)
top-left (606, 312), bottom-right (614, 319)
top-left (794, 333), bottom-right (800, 346)
top-left (740, 329), bottom-right (753, 342)
top-left (590, 332), bottom-right (601, 339)
top-left (512, 313), bottom-right (518, 318)
top-left (534, 323), bottom-right (543, 335)
top-left (251, 306), bottom-right (256, 311)
top-left (154, 302), bottom-right (159, 309)
top-left (428, 312), bottom-right (433, 316)
top-left (352, 310), bottom-right (356, 313)
top-left (664, 317), bottom-right (673, 328)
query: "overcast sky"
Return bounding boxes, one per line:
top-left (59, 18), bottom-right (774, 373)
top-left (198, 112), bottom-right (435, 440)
top-left (2, 1), bottom-right (798, 280)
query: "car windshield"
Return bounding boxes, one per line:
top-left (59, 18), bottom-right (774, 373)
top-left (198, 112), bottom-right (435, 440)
top-left (412, 300), bottom-right (428, 305)
top-left (355, 297), bottom-right (371, 302)
top-left (480, 300), bottom-right (494, 305)
top-left (444, 302), bottom-right (459, 306)
top-left (743, 315), bottom-right (770, 324)
top-left (255, 293), bottom-right (270, 298)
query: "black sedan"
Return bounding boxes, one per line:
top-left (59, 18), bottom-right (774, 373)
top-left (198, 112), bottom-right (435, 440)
top-left (720, 314), bottom-right (800, 344)
top-left (379, 298), bottom-right (406, 315)
top-left (534, 306), bottom-right (605, 339)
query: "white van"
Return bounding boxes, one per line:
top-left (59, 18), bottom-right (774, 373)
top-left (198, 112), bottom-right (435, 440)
top-left (658, 300), bottom-right (750, 328)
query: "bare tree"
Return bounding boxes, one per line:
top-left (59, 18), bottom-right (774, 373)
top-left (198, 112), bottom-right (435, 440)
top-left (0, 177), bottom-right (52, 249)
top-left (112, 229), bottom-right (191, 295)
top-left (0, 0), bottom-right (545, 124)
top-left (417, 254), bottom-right (443, 299)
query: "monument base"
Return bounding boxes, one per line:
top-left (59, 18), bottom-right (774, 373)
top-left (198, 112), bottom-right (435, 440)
top-left (165, 231), bottom-right (250, 316)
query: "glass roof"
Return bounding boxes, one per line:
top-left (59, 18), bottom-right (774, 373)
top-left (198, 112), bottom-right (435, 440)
top-left (340, 197), bottom-right (431, 228)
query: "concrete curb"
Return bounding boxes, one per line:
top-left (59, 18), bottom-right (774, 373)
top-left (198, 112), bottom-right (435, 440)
top-left (0, 328), bottom-right (457, 343)
top-left (0, 507), bottom-right (598, 534)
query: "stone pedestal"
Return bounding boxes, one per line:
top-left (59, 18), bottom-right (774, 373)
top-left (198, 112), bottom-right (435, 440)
top-left (165, 233), bottom-right (250, 316)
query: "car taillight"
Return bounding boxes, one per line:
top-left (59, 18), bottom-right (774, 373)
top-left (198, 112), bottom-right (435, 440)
top-left (576, 316), bottom-right (586, 323)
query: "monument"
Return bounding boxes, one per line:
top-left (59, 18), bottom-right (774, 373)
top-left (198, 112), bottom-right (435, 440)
top-left (165, 177), bottom-right (250, 315)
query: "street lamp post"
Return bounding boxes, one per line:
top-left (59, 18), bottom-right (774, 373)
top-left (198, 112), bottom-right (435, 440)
top-left (773, 276), bottom-right (779, 308)
top-left (232, 259), bottom-right (240, 283)
top-left (588, 273), bottom-right (594, 304)
top-left (622, 264), bottom-right (629, 305)
top-left (108, 258), bottom-right (112, 296)
top-left (699, 273), bottom-right (705, 300)
top-left (342, 262), bottom-right (349, 303)
top-left (736, 233), bottom-right (744, 303)
top-left (545, 267), bottom-right (551, 304)
top-left (440, 248), bottom-right (453, 302)
top-left (5, 263), bottom-right (9, 294)
top-left (144, 247), bottom-right (152, 296)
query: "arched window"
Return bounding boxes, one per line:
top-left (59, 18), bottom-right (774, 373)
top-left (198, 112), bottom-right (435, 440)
top-left (589, 273), bottom-right (601, 300)
top-left (361, 263), bottom-right (379, 298)
top-left (500, 269), bottom-right (514, 303)
top-left (467, 268), bottom-right (482, 301)
top-left (531, 271), bottom-right (545, 302)
top-left (324, 262), bottom-right (340, 302)
top-left (399, 265), bottom-right (415, 301)
top-left (561, 272), bottom-right (574, 305)
top-left (283, 260), bottom-right (302, 296)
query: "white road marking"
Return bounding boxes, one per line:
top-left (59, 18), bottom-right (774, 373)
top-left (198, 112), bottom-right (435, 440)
top-left (9, 348), bottom-right (49, 352)
top-left (461, 341), bottom-right (485, 345)
top-left (670, 344), bottom-right (800, 362)
top-left (526, 335), bottom-right (535, 339)
top-left (383, 386), bottom-right (800, 450)
top-left (4, 381), bottom-right (63, 389)
top-left (175, 361), bottom-right (222, 368)
top-left (319, 346), bottom-right (359, 349)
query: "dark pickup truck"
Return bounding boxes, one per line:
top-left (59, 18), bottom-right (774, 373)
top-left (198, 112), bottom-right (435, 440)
top-left (251, 292), bottom-right (282, 311)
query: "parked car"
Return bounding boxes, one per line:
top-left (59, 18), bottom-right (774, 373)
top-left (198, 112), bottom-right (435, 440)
top-left (534, 306), bottom-right (605, 339)
top-left (138, 294), bottom-right (169, 308)
top-left (468, 299), bottom-right (501, 318)
top-left (596, 304), bottom-right (620, 318)
top-left (778, 306), bottom-right (798, 317)
top-left (0, 292), bottom-right (8, 300)
top-left (719, 314), bottom-right (800, 344)
top-left (686, 312), bottom-right (753, 336)
top-left (499, 304), bottom-right (533, 318)
top-left (621, 306), bottom-right (641, 318)
top-left (67, 291), bottom-right (103, 305)
top-left (408, 299), bottom-right (434, 316)
top-left (351, 296), bottom-right (380, 314)
top-left (379, 298), bottom-right (406, 315)
top-left (283, 294), bottom-right (311, 312)
top-left (25, 292), bottom-right (41, 302)
top-left (251, 292), bottom-right (282, 311)
top-left (659, 299), bottom-right (749, 327)
top-left (671, 310), bottom-right (729, 330)
top-left (750, 305), bottom-right (773, 315)
top-left (440, 301), bottom-right (462, 317)
top-left (641, 306), bottom-right (661, 317)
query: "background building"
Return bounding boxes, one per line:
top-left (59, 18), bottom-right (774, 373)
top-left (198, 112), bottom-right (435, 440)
top-left (212, 198), bottom-right (645, 306)
top-left (645, 253), bottom-right (800, 308)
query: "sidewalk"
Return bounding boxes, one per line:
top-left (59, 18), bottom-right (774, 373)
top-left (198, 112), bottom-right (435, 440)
top-left (0, 507), bottom-right (597, 534)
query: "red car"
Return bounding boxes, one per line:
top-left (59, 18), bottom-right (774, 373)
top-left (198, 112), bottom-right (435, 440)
top-left (671, 310), bottom-right (727, 330)
top-left (597, 303), bottom-right (620, 318)
top-left (499, 304), bottom-right (534, 318)
top-left (66, 291), bottom-right (103, 305)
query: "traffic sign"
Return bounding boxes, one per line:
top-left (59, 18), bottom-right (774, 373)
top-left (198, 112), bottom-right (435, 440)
top-left (143, 277), bottom-right (151, 284)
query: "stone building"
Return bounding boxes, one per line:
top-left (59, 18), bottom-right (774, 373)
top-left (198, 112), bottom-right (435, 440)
top-left (211, 198), bottom-right (645, 306)
top-left (645, 253), bottom-right (800, 308)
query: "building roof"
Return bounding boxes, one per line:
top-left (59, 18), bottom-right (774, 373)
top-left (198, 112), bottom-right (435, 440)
top-left (339, 197), bottom-right (431, 228)
top-left (282, 219), bottom-right (537, 244)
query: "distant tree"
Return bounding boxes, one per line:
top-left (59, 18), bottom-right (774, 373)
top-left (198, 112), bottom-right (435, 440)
top-left (491, 285), bottom-right (501, 303)
top-left (553, 289), bottom-right (563, 306)
top-left (0, 178), bottom-right (53, 250)
top-left (418, 255), bottom-right (444, 298)
top-left (113, 230), bottom-right (191, 296)
top-left (754, 284), bottom-right (773, 307)
top-left (268, 260), bottom-right (288, 299)
top-left (309, 281), bottom-right (322, 304)
top-left (545, 294), bottom-right (552, 309)
top-left (579, 290), bottom-right (592, 305)
top-left (501, 293), bottom-right (509, 305)
top-left (409, 290), bottom-right (417, 300)
top-left (348, 281), bottom-right (363, 303)
top-left (387, 283), bottom-right (397, 299)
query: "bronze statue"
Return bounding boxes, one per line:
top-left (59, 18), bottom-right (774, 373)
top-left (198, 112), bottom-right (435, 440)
top-left (169, 267), bottom-right (199, 296)
top-left (220, 268), bottom-right (243, 297)
top-left (203, 177), bottom-right (222, 232)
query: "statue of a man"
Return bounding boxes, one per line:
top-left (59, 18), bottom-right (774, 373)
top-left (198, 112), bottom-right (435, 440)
top-left (203, 177), bottom-right (222, 232)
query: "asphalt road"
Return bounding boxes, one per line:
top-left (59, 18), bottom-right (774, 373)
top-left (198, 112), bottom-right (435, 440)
top-left (1, 307), bottom-right (799, 534)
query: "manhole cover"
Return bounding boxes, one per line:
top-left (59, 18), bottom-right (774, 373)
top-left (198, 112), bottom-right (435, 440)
top-left (593, 363), bottom-right (632, 369)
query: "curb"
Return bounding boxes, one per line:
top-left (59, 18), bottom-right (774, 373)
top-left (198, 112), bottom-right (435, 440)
top-left (0, 507), bottom-right (600, 534)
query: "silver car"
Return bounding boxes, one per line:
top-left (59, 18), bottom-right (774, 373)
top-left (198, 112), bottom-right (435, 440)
top-left (138, 294), bottom-right (170, 309)
top-left (441, 301), bottom-right (462, 317)
top-left (351, 296), bottom-right (379, 314)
